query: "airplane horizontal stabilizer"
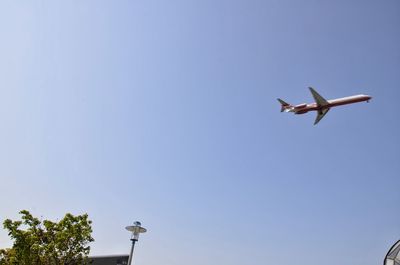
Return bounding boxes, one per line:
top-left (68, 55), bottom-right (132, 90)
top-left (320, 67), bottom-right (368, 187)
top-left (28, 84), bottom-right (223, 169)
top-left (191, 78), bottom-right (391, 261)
top-left (277, 98), bottom-right (291, 112)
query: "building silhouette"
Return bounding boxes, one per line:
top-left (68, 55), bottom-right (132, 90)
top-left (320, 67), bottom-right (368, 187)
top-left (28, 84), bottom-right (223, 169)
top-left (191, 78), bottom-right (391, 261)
top-left (89, 255), bottom-right (129, 265)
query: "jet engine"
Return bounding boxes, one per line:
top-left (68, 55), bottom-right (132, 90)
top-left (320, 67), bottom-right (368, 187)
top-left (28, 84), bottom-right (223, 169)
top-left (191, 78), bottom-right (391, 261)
top-left (294, 103), bottom-right (307, 109)
top-left (295, 109), bottom-right (309, 114)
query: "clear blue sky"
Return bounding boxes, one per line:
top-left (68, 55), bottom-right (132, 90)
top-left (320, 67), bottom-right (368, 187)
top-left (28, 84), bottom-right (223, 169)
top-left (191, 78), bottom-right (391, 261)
top-left (0, 1), bottom-right (399, 264)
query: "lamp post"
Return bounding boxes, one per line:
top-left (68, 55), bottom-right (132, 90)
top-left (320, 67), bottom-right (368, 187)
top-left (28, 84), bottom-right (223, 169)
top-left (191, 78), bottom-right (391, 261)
top-left (126, 221), bottom-right (147, 265)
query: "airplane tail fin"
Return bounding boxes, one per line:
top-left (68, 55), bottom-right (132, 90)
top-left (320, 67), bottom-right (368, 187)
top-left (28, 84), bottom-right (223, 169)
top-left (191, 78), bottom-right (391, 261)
top-left (277, 98), bottom-right (292, 112)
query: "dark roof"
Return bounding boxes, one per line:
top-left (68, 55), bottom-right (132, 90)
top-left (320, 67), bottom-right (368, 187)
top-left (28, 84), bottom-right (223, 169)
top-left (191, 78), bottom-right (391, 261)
top-left (89, 255), bottom-right (129, 265)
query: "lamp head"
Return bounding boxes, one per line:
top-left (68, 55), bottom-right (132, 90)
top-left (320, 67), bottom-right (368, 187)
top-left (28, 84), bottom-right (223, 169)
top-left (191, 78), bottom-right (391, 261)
top-left (126, 221), bottom-right (147, 241)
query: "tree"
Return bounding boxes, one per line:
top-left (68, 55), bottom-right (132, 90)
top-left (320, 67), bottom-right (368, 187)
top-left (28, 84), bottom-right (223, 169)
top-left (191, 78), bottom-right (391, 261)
top-left (0, 210), bottom-right (94, 265)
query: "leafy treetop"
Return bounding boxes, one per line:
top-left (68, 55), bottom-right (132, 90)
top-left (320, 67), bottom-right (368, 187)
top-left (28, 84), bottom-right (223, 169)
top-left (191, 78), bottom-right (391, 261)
top-left (0, 210), bottom-right (94, 265)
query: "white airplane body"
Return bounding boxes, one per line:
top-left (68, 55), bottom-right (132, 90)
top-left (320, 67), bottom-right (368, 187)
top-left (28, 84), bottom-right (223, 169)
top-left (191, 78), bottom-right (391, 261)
top-left (278, 87), bottom-right (372, 125)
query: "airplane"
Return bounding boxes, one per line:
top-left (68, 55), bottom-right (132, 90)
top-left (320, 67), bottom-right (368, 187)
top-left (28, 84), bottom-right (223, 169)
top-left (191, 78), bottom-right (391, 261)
top-left (278, 87), bottom-right (372, 125)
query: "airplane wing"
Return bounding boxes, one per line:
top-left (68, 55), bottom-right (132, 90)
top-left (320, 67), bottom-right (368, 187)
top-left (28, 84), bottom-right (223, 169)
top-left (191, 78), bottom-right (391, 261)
top-left (314, 108), bottom-right (330, 125)
top-left (309, 87), bottom-right (329, 107)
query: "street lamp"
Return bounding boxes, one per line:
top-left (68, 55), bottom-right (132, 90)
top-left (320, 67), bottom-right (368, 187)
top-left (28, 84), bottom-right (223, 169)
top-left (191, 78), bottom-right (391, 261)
top-left (384, 240), bottom-right (400, 265)
top-left (126, 221), bottom-right (147, 265)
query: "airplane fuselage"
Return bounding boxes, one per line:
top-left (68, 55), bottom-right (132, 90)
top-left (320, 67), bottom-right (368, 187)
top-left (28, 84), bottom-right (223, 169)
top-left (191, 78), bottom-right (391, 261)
top-left (292, 94), bottom-right (371, 115)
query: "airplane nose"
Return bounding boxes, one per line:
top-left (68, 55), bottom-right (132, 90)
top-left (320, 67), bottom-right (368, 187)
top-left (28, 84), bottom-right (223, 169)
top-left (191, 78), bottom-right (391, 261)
top-left (366, 95), bottom-right (372, 102)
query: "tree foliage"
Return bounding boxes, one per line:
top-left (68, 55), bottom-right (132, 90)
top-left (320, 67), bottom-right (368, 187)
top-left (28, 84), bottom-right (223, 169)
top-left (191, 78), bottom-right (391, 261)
top-left (0, 210), bottom-right (94, 265)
